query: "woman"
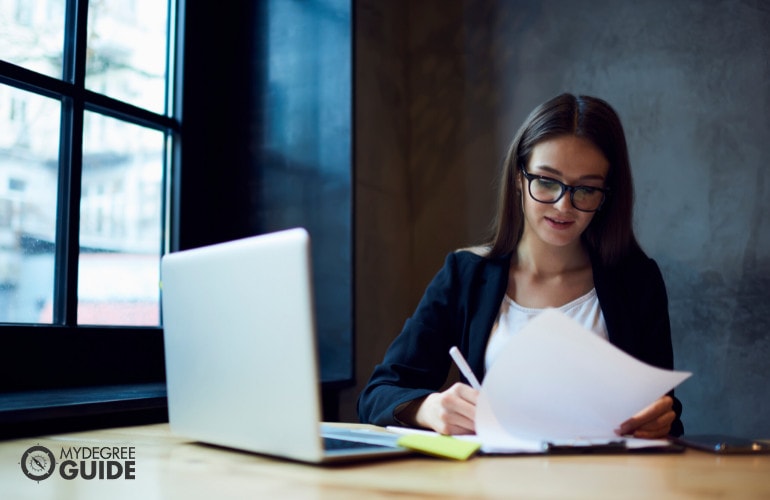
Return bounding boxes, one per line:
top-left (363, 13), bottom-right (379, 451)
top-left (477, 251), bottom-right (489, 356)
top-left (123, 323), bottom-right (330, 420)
top-left (357, 93), bottom-right (683, 439)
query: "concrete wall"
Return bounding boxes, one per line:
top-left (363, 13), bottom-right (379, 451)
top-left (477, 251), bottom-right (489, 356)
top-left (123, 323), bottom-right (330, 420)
top-left (344, 0), bottom-right (770, 438)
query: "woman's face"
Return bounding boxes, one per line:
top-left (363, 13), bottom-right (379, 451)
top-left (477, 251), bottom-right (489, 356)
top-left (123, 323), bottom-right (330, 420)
top-left (518, 135), bottom-right (610, 250)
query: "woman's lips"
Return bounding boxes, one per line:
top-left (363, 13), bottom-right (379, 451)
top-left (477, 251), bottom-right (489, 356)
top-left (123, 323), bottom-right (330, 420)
top-left (545, 216), bottom-right (574, 230)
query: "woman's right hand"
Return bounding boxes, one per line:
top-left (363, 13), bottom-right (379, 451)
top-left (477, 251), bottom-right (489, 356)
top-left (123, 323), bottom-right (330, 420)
top-left (413, 382), bottom-right (479, 435)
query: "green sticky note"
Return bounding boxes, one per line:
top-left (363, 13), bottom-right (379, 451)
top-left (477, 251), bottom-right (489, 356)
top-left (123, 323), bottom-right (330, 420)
top-left (396, 434), bottom-right (481, 461)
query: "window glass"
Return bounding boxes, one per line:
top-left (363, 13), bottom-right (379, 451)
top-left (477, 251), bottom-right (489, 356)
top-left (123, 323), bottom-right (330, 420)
top-left (0, 0), bottom-right (67, 79)
top-left (78, 111), bottom-right (164, 326)
top-left (86, 0), bottom-right (170, 114)
top-left (0, 85), bottom-right (60, 323)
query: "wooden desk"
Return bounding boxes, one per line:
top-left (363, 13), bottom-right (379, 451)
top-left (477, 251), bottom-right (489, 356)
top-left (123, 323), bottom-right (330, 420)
top-left (2, 423), bottom-right (768, 499)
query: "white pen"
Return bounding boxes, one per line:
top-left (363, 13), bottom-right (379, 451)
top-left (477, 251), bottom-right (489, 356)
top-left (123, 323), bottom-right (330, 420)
top-left (449, 346), bottom-right (482, 390)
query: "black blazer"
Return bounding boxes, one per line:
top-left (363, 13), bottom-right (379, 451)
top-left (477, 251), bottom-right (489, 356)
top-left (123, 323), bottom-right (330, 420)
top-left (357, 248), bottom-right (684, 436)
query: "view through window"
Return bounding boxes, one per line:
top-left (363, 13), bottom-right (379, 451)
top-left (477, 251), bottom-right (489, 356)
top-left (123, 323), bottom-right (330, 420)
top-left (0, 0), bottom-right (176, 326)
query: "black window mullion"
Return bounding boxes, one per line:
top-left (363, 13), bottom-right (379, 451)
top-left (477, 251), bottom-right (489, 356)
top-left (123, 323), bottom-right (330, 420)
top-left (84, 93), bottom-right (179, 133)
top-left (0, 62), bottom-right (72, 98)
top-left (167, 0), bottom-right (185, 254)
top-left (54, 97), bottom-right (83, 326)
top-left (53, 0), bottom-right (90, 325)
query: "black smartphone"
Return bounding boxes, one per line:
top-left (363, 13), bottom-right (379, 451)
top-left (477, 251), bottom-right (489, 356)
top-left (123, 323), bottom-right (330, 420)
top-left (675, 434), bottom-right (770, 454)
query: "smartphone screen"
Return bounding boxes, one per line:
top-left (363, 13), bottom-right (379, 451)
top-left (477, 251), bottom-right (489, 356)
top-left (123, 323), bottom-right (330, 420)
top-left (675, 434), bottom-right (770, 454)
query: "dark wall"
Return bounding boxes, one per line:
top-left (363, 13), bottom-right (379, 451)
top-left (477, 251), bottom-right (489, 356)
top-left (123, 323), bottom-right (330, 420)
top-left (350, 0), bottom-right (770, 436)
top-left (180, 1), bottom-right (352, 387)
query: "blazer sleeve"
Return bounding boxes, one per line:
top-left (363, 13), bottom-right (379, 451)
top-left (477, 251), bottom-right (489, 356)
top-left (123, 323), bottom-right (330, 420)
top-left (643, 257), bottom-right (685, 437)
top-left (357, 253), bottom-right (463, 426)
top-left (596, 251), bottom-right (684, 436)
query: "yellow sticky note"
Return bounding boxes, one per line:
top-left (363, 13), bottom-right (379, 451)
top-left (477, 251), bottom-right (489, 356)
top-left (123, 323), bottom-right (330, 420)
top-left (397, 434), bottom-right (481, 461)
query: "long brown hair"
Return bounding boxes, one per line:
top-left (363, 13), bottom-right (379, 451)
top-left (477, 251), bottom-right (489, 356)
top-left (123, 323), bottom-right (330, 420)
top-left (487, 93), bottom-right (640, 266)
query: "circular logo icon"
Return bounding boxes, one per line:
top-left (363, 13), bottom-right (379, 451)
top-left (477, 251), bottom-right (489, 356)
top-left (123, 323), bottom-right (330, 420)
top-left (20, 445), bottom-right (56, 482)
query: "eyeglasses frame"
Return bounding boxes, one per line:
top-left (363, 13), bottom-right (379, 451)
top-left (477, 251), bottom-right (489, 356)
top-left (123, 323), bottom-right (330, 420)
top-left (519, 164), bottom-right (610, 213)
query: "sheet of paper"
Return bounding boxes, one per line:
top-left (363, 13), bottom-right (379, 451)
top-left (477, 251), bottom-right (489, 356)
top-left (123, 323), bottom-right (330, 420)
top-left (475, 309), bottom-right (691, 453)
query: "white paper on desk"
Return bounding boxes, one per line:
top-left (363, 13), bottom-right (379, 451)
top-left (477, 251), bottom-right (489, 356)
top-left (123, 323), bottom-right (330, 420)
top-left (475, 309), bottom-right (691, 453)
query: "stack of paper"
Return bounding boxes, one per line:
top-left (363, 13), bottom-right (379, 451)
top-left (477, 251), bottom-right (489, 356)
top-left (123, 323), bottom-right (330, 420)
top-left (474, 309), bottom-right (691, 453)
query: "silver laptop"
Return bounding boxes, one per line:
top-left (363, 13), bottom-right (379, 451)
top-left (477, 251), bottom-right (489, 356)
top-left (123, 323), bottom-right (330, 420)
top-left (161, 227), bottom-right (409, 464)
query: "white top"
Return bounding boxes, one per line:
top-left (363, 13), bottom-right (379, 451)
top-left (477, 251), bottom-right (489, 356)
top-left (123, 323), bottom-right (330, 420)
top-left (484, 288), bottom-right (608, 372)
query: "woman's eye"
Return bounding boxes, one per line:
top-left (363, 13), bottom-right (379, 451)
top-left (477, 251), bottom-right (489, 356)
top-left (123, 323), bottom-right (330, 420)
top-left (537, 179), bottom-right (561, 191)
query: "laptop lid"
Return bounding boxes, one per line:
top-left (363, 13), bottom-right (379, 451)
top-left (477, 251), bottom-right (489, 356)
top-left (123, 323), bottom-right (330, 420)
top-left (161, 228), bottom-right (407, 463)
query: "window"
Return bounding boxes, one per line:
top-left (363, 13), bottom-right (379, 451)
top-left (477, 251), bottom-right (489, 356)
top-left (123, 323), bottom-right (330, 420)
top-left (0, 0), bottom-right (179, 328)
top-left (0, 0), bottom-right (180, 409)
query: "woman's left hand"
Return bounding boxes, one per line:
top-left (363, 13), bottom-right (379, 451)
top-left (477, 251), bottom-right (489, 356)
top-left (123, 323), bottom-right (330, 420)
top-left (615, 395), bottom-right (676, 439)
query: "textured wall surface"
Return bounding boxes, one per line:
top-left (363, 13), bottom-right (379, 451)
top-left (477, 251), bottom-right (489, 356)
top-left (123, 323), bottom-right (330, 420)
top-left (348, 0), bottom-right (770, 437)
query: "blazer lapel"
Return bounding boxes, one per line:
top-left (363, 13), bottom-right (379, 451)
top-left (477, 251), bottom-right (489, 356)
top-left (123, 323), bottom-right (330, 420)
top-left (467, 254), bottom-right (511, 381)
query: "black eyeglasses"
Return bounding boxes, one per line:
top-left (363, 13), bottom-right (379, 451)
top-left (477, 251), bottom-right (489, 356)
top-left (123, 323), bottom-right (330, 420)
top-left (519, 165), bottom-right (609, 213)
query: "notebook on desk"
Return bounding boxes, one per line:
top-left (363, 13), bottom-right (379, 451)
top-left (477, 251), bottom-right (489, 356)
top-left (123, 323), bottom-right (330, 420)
top-left (161, 228), bottom-right (410, 464)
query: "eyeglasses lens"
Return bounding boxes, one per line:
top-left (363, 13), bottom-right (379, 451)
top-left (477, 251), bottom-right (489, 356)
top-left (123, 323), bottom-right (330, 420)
top-left (530, 178), bottom-right (562, 200)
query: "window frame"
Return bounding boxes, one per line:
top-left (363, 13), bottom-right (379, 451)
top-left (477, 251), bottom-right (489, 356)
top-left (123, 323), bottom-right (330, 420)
top-left (0, 0), bottom-right (183, 432)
